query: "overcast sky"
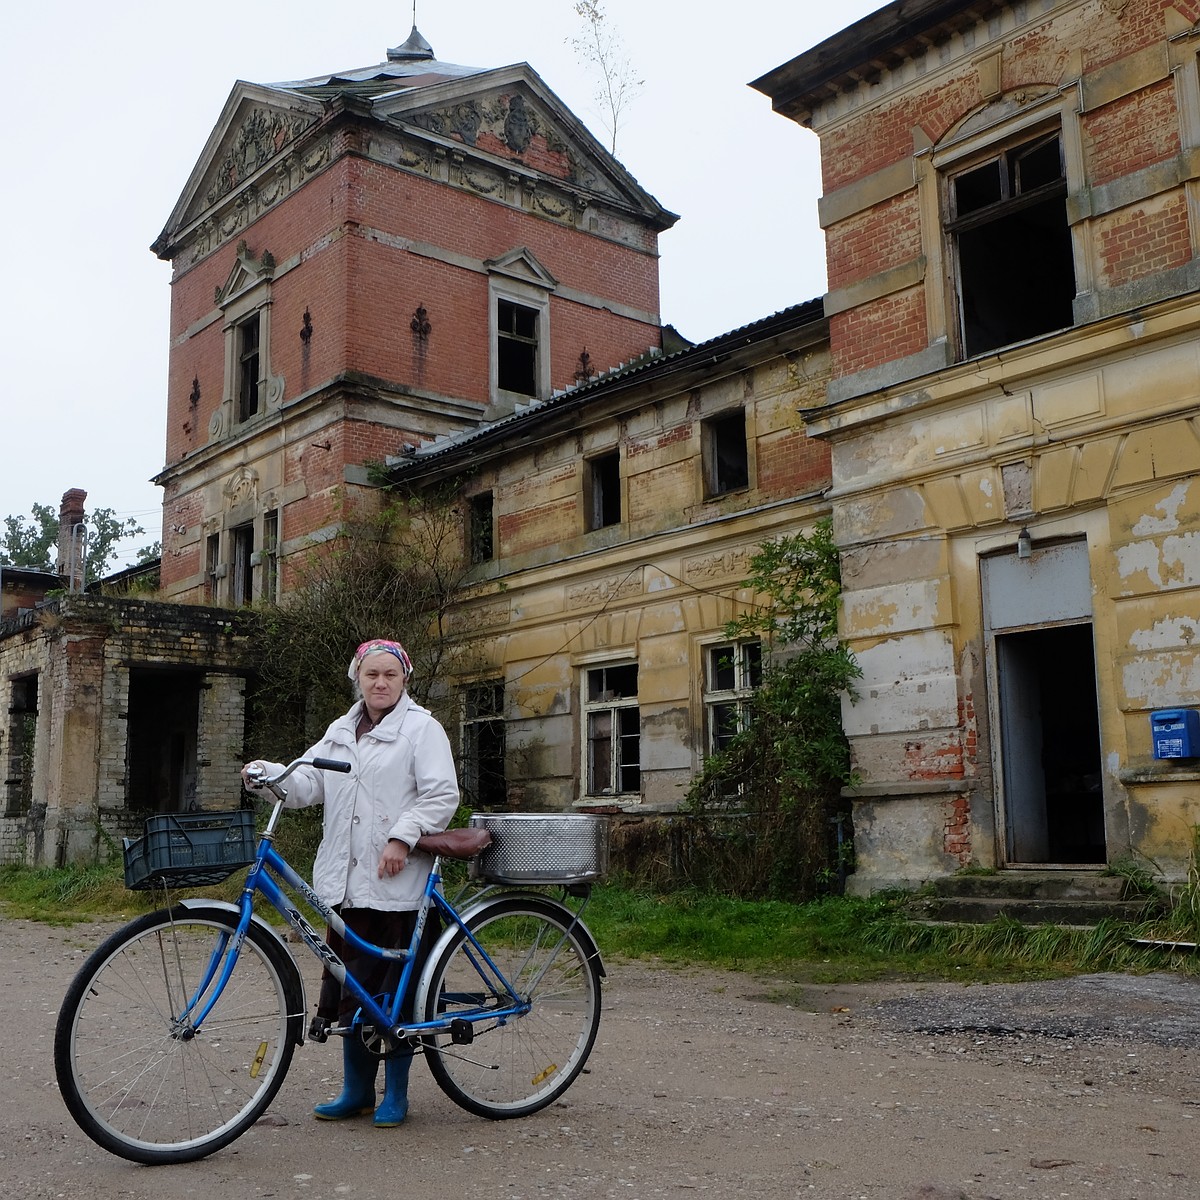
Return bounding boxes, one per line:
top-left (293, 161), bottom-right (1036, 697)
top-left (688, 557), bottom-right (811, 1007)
top-left (0, 0), bottom-right (882, 566)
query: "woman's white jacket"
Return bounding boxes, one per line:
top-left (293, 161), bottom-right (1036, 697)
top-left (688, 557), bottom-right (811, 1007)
top-left (259, 693), bottom-right (459, 911)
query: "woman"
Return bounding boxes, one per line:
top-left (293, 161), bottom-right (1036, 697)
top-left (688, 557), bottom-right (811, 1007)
top-left (242, 638), bottom-right (459, 1128)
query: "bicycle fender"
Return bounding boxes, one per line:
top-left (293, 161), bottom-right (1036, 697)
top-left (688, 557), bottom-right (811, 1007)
top-left (175, 898), bottom-right (309, 1043)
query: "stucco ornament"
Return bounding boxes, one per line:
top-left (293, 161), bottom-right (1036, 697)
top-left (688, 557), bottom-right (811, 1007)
top-left (206, 108), bottom-right (313, 207)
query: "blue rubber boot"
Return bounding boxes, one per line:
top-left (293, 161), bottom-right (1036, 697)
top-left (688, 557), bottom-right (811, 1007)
top-left (313, 1038), bottom-right (377, 1120)
top-left (373, 1053), bottom-right (411, 1127)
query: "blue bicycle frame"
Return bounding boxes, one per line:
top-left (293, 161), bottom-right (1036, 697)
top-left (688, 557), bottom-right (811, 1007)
top-left (174, 813), bottom-right (531, 1045)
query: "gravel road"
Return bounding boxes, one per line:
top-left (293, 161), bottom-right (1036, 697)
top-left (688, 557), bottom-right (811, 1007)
top-left (6, 915), bottom-right (1200, 1199)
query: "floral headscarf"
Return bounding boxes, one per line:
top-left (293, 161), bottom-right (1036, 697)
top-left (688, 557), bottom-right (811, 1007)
top-left (347, 639), bottom-right (413, 681)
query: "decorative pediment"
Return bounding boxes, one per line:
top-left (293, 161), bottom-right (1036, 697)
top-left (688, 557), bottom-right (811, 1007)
top-left (223, 467), bottom-right (260, 510)
top-left (372, 65), bottom-right (675, 225)
top-left (215, 240), bottom-right (277, 307)
top-left (945, 87), bottom-right (1060, 144)
top-left (484, 247), bottom-right (557, 290)
top-left (206, 104), bottom-right (313, 207)
top-left (154, 85), bottom-right (323, 260)
top-left (409, 91), bottom-right (599, 187)
top-left (153, 64), bottom-right (676, 267)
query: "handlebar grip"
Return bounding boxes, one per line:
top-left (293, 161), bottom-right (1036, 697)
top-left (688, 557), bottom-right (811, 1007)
top-left (313, 757), bottom-right (352, 773)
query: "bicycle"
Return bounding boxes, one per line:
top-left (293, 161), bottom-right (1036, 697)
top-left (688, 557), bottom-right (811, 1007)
top-left (53, 755), bottom-right (607, 1165)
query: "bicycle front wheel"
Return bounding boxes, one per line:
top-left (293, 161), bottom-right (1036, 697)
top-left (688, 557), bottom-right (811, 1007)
top-left (54, 905), bottom-right (300, 1164)
top-left (419, 894), bottom-right (602, 1118)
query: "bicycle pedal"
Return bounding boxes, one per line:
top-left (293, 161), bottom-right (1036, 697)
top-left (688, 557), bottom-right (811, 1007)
top-left (450, 1019), bottom-right (474, 1045)
top-left (308, 1016), bottom-right (331, 1043)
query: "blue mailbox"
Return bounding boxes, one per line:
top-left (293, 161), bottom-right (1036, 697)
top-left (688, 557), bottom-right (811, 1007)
top-left (1151, 709), bottom-right (1200, 759)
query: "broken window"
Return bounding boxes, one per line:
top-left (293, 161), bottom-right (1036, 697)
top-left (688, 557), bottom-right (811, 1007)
top-left (584, 663), bottom-right (640, 796)
top-left (947, 131), bottom-right (1075, 358)
top-left (261, 509), bottom-right (279, 603)
top-left (231, 523), bottom-right (254, 607)
top-left (497, 299), bottom-right (539, 397)
top-left (462, 680), bottom-right (506, 809)
top-left (5, 674), bottom-right (38, 817)
top-left (204, 533), bottom-right (221, 603)
top-left (468, 492), bottom-right (494, 564)
top-left (587, 451), bottom-right (621, 530)
top-left (703, 410), bottom-right (749, 497)
top-left (236, 314), bottom-right (261, 421)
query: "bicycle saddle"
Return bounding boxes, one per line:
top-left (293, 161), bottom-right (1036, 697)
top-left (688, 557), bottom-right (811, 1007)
top-left (414, 827), bottom-right (492, 859)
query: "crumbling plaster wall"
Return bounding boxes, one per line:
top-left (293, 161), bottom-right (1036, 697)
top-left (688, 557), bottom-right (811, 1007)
top-left (828, 318), bottom-right (1200, 889)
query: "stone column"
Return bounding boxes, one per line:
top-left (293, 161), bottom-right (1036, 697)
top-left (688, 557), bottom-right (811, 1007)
top-left (195, 673), bottom-right (247, 809)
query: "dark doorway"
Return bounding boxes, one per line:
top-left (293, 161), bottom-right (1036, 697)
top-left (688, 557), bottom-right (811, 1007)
top-left (126, 670), bottom-right (201, 812)
top-left (997, 623), bottom-right (1105, 864)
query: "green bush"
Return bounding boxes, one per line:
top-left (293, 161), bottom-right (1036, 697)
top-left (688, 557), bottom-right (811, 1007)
top-left (672, 520), bottom-right (860, 901)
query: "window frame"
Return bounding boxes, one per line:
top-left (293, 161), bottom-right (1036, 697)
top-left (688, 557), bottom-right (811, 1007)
top-left (496, 298), bottom-right (539, 398)
top-left (703, 640), bottom-right (763, 756)
top-left (261, 509), bottom-right (280, 603)
top-left (230, 522), bottom-right (254, 607)
top-left (581, 662), bottom-right (640, 797)
top-left (936, 112), bottom-right (1078, 360)
top-left (212, 247), bottom-right (282, 440)
top-left (204, 533), bottom-right (221, 603)
top-left (487, 272), bottom-right (552, 407)
top-left (235, 313), bottom-right (262, 422)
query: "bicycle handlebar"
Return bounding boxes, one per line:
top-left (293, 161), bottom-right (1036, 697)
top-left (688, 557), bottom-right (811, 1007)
top-left (245, 755), bottom-right (352, 793)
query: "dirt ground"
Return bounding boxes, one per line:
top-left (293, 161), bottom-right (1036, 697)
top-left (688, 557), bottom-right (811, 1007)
top-left (6, 915), bottom-right (1200, 1200)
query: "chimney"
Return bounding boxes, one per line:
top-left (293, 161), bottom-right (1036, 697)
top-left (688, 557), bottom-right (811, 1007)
top-left (56, 488), bottom-right (87, 589)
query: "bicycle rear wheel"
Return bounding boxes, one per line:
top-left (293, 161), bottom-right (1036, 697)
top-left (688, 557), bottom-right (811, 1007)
top-left (419, 894), bottom-right (602, 1118)
top-left (54, 904), bottom-right (300, 1164)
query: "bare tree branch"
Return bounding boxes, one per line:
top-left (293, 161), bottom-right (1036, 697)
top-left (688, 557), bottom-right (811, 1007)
top-left (569, 1), bottom-right (644, 156)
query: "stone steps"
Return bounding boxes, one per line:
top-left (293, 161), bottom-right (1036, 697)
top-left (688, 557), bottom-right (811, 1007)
top-left (905, 870), bottom-right (1163, 926)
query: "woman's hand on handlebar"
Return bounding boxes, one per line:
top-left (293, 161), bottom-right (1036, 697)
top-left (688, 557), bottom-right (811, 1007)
top-left (241, 757), bottom-right (351, 792)
top-left (241, 761), bottom-right (270, 790)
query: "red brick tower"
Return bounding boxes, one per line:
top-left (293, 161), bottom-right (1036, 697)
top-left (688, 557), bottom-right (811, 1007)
top-left (152, 27), bottom-right (677, 603)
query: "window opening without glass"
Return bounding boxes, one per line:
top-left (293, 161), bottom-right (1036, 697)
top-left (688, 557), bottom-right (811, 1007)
top-left (703, 410), bottom-right (749, 496)
top-left (204, 533), bottom-right (221, 603)
top-left (231, 523), bottom-right (254, 607)
top-left (497, 299), bottom-right (538, 397)
top-left (947, 131), bottom-right (1074, 358)
top-left (261, 510), bottom-right (279, 603)
top-left (462, 680), bottom-right (506, 808)
top-left (587, 452), bottom-right (621, 530)
top-left (5, 674), bottom-right (38, 817)
top-left (236, 315), bottom-right (262, 421)
top-left (469, 492), bottom-right (494, 564)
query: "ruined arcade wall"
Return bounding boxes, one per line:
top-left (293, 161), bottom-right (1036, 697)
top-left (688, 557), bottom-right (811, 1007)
top-left (0, 598), bottom-right (253, 867)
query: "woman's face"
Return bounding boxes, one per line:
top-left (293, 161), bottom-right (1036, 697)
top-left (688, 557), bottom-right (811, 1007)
top-left (359, 655), bottom-right (407, 718)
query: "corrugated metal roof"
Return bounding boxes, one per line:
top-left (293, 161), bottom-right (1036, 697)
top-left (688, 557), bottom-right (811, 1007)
top-left (386, 298), bottom-right (826, 477)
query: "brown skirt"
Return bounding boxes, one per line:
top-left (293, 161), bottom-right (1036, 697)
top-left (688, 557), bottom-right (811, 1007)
top-left (316, 906), bottom-right (442, 1023)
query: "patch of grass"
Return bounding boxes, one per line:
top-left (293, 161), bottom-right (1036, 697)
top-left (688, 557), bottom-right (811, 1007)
top-left (582, 885), bottom-right (1194, 983)
top-left (0, 860), bottom-right (149, 923)
top-left (3, 862), bottom-right (1195, 986)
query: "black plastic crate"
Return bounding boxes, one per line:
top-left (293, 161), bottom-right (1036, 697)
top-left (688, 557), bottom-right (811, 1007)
top-left (123, 809), bottom-right (258, 891)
